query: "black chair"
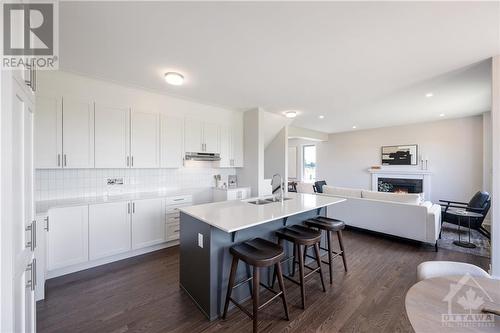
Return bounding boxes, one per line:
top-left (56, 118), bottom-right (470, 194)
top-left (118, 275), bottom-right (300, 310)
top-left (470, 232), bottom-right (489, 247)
top-left (439, 191), bottom-right (491, 239)
top-left (313, 180), bottom-right (327, 193)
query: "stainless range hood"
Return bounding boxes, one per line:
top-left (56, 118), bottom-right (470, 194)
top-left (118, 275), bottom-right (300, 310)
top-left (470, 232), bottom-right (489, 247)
top-left (184, 152), bottom-right (221, 161)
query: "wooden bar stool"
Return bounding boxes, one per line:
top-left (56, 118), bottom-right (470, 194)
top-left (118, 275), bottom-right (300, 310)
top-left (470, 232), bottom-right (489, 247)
top-left (305, 217), bottom-right (348, 284)
top-left (274, 225), bottom-right (326, 309)
top-left (222, 238), bottom-right (289, 333)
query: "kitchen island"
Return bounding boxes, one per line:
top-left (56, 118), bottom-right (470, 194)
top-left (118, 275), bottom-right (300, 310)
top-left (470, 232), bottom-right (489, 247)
top-left (178, 192), bottom-right (345, 320)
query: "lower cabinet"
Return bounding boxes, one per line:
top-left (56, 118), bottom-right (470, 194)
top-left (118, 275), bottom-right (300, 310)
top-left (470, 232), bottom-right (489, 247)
top-left (47, 205), bottom-right (89, 271)
top-left (131, 198), bottom-right (166, 249)
top-left (89, 201), bottom-right (131, 260)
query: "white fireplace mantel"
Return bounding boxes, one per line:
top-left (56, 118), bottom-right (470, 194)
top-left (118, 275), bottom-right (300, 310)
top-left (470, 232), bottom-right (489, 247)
top-left (368, 168), bottom-right (432, 201)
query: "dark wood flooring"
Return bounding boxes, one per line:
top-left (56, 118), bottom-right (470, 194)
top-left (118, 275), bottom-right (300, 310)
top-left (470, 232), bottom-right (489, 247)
top-left (37, 229), bottom-right (489, 333)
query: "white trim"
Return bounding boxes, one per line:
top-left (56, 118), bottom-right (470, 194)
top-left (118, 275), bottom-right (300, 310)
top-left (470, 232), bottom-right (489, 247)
top-left (369, 169), bottom-right (432, 201)
top-left (491, 56), bottom-right (500, 278)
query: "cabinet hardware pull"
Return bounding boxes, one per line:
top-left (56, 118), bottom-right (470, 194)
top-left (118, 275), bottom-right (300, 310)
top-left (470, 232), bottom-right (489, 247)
top-left (131, 156), bottom-right (134, 167)
top-left (126, 156), bottom-right (130, 167)
top-left (25, 224), bottom-right (33, 250)
top-left (64, 154), bottom-right (67, 167)
top-left (32, 220), bottom-right (36, 250)
top-left (128, 202), bottom-right (131, 214)
top-left (173, 198), bottom-right (183, 201)
top-left (132, 202), bottom-right (135, 213)
top-left (26, 263), bottom-right (33, 289)
top-left (32, 259), bottom-right (37, 290)
top-left (57, 154), bottom-right (61, 167)
top-left (44, 216), bottom-right (49, 231)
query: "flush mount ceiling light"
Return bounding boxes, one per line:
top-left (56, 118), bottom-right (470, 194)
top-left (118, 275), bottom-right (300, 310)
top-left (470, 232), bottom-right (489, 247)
top-left (352, 125), bottom-right (357, 129)
top-left (164, 72), bottom-right (184, 86)
top-left (319, 115), bottom-right (325, 119)
top-left (425, 92), bottom-right (434, 98)
top-left (284, 111), bottom-right (297, 118)
top-left (439, 113), bottom-right (445, 117)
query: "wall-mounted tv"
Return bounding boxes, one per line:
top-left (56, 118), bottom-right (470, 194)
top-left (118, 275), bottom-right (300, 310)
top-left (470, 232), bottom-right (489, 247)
top-left (381, 144), bottom-right (418, 165)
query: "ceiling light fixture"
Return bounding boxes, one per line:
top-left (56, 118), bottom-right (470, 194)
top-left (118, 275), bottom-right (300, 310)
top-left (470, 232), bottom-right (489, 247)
top-left (425, 92), bottom-right (434, 98)
top-left (164, 72), bottom-right (184, 86)
top-left (284, 111), bottom-right (297, 118)
top-left (439, 113), bottom-right (445, 117)
top-left (352, 125), bottom-right (357, 129)
top-left (319, 115), bottom-right (325, 119)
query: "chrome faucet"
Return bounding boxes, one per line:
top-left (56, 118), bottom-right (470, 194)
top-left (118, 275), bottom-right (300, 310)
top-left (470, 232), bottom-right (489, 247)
top-left (271, 173), bottom-right (284, 202)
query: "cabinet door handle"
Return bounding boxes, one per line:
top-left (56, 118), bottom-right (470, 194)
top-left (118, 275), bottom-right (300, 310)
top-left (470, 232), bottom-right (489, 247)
top-left (131, 156), bottom-right (134, 167)
top-left (128, 202), bottom-right (131, 214)
top-left (32, 219), bottom-right (36, 250)
top-left (32, 259), bottom-right (37, 289)
top-left (57, 154), bottom-right (61, 167)
top-left (64, 154), bottom-right (67, 167)
top-left (25, 224), bottom-right (33, 250)
top-left (25, 262), bottom-right (33, 290)
top-left (132, 202), bottom-right (135, 213)
top-left (126, 156), bottom-right (130, 167)
top-left (44, 216), bottom-right (49, 231)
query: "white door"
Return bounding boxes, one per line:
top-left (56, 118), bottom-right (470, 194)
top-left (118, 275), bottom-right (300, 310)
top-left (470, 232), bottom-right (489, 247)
top-left (203, 122), bottom-right (219, 153)
top-left (89, 201), bottom-right (131, 260)
top-left (47, 205), bottom-right (89, 271)
top-left (62, 97), bottom-right (94, 168)
top-left (184, 118), bottom-right (203, 152)
top-left (160, 115), bottom-right (184, 168)
top-left (11, 78), bottom-right (36, 333)
top-left (130, 110), bottom-right (160, 168)
top-left (131, 198), bottom-right (165, 249)
top-left (34, 96), bottom-right (62, 168)
top-left (219, 125), bottom-right (231, 167)
top-left (94, 104), bottom-right (130, 168)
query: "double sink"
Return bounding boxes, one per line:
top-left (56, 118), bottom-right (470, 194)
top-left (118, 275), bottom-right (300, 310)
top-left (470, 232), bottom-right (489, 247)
top-left (247, 197), bottom-right (293, 205)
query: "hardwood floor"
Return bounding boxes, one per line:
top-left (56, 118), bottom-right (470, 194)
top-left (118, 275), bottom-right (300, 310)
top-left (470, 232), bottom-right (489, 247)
top-left (37, 229), bottom-right (489, 333)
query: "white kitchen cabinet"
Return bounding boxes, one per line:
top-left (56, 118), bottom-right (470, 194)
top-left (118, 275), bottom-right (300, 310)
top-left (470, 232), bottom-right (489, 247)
top-left (213, 187), bottom-right (251, 202)
top-left (34, 96), bottom-right (62, 168)
top-left (184, 118), bottom-right (203, 152)
top-left (47, 205), bottom-right (89, 271)
top-left (203, 122), bottom-right (219, 153)
top-left (62, 97), bottom-right (94, 168)
top-left (130, 110), bottom-right (160, 168)
top-left (131, 198), bottom-right (165, 249)
top-left (160, 115), bottom-right (184, 168)
top-left (219, 125), bottom-right (244, 168)
top-left (94, 104), bottom-right (130, 168)
top-left (89, 201), bottom-right (131, 260)
top-left (232, 121), bottom-right (244, 167)
top-left (184, 118), bottom-right (220, 153)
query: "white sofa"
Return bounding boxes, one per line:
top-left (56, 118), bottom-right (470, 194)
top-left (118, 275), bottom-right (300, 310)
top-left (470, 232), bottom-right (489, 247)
top-left (320, 186), bottom-right (441, 246)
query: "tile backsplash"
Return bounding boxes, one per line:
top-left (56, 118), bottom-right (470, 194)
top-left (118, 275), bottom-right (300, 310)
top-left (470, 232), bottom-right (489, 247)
top-left (35, 168), bottom-right (236, 201)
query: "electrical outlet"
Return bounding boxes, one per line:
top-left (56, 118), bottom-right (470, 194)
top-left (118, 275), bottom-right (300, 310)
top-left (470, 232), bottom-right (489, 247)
top-left (198, 233), bottom-right (203, 248)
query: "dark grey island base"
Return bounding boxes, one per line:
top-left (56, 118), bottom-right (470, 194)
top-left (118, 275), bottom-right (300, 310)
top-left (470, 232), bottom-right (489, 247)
top-left (179, 207), bottom-right (325, 321)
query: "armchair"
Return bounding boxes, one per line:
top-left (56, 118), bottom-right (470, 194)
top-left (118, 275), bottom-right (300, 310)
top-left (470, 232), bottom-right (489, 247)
top-left (439, 191), bottom-right (491, 239)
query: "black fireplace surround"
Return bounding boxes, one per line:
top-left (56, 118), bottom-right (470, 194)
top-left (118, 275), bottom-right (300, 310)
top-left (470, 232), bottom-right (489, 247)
top-left (378, 177), bottom-right (423, 194)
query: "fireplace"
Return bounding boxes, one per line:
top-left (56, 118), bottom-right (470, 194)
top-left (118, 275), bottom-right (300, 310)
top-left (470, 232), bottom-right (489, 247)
top-left (377, 177), bottom-right (423, 194)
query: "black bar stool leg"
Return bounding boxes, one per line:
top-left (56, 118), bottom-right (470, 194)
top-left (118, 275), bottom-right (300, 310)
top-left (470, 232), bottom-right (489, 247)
top-left (223, 256), bottom-right (239, 319)
top-left (326, 230), bottom-right (333, 284)
top-left (314, 243), bottom-right (326, 292)
top-left (297, 244), bottom-right (306, 309)
top-left (337, 230), bottom-right (348, 272)
top-left (252, 266), bottom-right (260, 333)
top-left (275, 263), bottom-right (290, 320)
top-left (291, 243), bottom-right (297, 277)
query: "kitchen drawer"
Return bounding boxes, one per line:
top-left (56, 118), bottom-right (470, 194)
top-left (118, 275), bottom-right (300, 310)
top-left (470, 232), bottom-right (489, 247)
top-left (165, 195), bottom-right (192, 206)
top-left (166, 203), bottom-right (191, 214)
top-left (166, 223), bottom-right (180, 241)
top-left (166, 214), bottom-right (180, 226)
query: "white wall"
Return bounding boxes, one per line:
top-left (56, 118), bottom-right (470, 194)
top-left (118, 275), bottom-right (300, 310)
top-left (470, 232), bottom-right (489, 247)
top-left (237, 108), bottom-right (263, 196)
top-left (317, 115), bottom-right (484, 203)
top-left (264, 127), bottom-right (288, 179)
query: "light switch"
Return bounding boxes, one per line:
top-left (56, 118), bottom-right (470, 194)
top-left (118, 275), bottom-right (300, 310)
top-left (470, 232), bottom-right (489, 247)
top-left (198, 233), bottom-right (203, 248)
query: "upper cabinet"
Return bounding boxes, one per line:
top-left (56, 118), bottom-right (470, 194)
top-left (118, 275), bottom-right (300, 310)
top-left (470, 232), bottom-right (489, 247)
top-left (34, 96), bottom-right (94, 168)
top-left (34, 96), bottom-right (62, 168)
top-left (184, 118), bottom-right (219, 153)
top-left (94, 104), bottom-right (130, 168)
top-left (160, 115), bottom-right (184, 168)
top-left (62, 97), bottom-right (94, 168)
top-left (219, 123), bottom-right (244, 168)
top-left (130, 110), bottom-right (160, 168)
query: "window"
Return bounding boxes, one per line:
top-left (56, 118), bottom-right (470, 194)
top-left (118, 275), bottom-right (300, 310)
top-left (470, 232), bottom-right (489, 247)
top-left (302, 145), bottom-right (316, 183)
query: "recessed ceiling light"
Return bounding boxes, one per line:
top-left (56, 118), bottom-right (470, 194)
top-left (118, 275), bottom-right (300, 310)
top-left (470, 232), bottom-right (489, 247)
top-left (352, 125), bottom-right (357, 129)
top-left (284, 111), bottom-right (297, 118)
top-left (425, 92), bottom-right (434, 98)
top-left (439, 113), bottom-right (445, 117)
top-left (164, 72), bottom-right (184, 86)
top-left (319, 115), bottom-right (325, 119)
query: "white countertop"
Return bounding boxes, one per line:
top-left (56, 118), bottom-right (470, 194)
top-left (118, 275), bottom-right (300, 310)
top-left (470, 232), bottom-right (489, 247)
top-left (179, 192), bottom-right (346, 233)
top-left (35, 189), bottom-right (197, 215)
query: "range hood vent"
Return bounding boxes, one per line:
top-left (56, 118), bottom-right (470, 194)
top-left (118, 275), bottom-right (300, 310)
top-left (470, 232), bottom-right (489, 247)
top-left (185, 152), bottom-right (221, 161)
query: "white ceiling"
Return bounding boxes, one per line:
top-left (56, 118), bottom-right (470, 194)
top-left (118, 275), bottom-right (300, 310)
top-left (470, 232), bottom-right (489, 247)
top-left (59, 1), bottom-right (499, 133)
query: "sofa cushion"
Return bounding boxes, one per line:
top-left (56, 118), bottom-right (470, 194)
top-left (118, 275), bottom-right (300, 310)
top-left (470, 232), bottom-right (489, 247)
top-left (323, 186), bottom-right (362, 198)
top-left (361, 190), bottom-right (421, 205)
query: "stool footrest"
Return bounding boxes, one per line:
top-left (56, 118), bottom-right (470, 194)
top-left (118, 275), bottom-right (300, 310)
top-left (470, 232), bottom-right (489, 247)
top-left (232, 276), bottom-right (253, 290)
top-left (228, 287), bottom-right (284, 319)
